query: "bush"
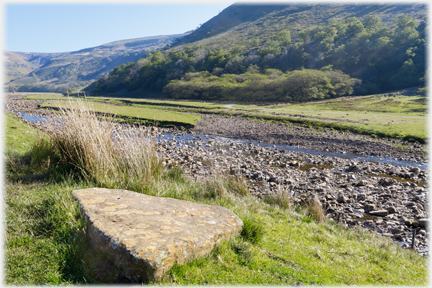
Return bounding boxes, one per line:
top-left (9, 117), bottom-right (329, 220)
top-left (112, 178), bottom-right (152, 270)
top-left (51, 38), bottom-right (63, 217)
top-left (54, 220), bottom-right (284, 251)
top-left (164, 69), bottom-right (357, 103)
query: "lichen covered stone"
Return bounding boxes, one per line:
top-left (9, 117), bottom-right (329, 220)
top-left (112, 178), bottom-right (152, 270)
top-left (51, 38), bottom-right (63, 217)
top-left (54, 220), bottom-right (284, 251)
top-left (72, 188), bottom-right (243, 282)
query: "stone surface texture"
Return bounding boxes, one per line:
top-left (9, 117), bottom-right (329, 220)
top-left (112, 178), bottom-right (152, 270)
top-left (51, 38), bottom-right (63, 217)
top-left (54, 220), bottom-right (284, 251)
top-left (72, 188), bottom-right (243, 283)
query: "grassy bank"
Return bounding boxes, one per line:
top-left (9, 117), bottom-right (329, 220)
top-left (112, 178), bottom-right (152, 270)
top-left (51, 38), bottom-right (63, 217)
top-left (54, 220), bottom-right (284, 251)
top-left (4, 104), bottom-right (428, 285)
top-left (40, 100), bottom-right (201, 126)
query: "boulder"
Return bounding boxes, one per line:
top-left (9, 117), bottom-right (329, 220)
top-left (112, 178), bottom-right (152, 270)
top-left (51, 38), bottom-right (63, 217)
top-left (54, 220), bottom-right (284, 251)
top-left (72, 188), bottom-right (243, 283)
top-left (356, 179), bottom-right (368, 186)
top-left (337, 194), bottom-right (347, 203)
top-left (379, 178), bottom-right (396, 186)
top-left (364, 203), bottom-right (376, 212)
top-left (385, 206), bottom-right (397, 214)
top-left (409, 167), bottom-right (421, 173)
top-left (348, 165), bottom-right (361, 173)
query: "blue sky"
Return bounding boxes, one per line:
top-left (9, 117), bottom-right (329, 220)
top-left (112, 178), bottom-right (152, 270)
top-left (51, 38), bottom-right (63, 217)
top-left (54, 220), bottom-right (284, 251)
top-left (5, 3), bottom-right (233, 53)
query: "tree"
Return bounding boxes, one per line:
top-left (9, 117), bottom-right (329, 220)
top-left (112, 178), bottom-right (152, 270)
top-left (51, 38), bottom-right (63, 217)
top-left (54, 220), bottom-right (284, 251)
top-left (229, 45), bottom-right (246, 56)
top-left (275, 30), bottom-right (291, 47)
top-left (250, 37), bottom-right (260, 48)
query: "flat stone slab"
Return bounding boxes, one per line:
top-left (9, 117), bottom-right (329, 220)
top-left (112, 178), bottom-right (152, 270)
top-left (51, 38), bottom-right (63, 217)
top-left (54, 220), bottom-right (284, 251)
top-left (72, 188), bottom-right (243, 283)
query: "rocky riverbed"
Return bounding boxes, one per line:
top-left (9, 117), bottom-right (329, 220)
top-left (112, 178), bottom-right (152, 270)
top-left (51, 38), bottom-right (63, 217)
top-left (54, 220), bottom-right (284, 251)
top-left (193, 114), bottom-right (427, 164)
top-left (5, 96), bottom-right (429, 256)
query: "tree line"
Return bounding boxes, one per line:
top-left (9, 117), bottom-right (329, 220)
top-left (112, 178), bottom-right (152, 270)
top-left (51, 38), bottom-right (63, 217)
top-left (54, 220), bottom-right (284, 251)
top-left (164, 68), bottom-right (359, 102)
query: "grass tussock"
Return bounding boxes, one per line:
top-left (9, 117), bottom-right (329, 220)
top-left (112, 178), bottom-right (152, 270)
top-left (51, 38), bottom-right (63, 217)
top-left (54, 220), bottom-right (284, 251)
top-left (306, 195), bottom-right (325, 222)
top-left (225, 175), bottom-right (250, 197)
top-left (263, 185), bottom-right (291, 209)
top-left (45, 99), bottom-right (163, 191)
top-left (239, 214), bottom-right (265, 244)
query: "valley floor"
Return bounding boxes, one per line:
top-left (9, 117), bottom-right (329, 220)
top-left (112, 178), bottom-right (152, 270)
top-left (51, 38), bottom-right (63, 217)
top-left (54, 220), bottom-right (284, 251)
top-left (4, 93), bottom-right (429, 284)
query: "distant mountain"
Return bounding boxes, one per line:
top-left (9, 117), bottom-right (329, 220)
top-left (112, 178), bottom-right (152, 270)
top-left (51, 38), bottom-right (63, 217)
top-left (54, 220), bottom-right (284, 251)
top-left (5, 32), bottom-right (190, 93)
top-left (4, 51), bottom-right (62, 84)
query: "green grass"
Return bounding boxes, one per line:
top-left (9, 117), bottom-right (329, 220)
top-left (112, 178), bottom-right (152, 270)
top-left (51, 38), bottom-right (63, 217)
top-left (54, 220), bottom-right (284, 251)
top-left (264, 95), bottom-right (427, 115)
top-left (165, 216), bottom-right (425, 285)
top-left (260, 111), bottom-right (427, 141)
top-left (21, 93), bottom-right (228, 109)
top-left (5, 111), bottom-right (42, 154)
top-left (4, 112), bottom-right (92, 284)
top-left (20, 93), bottom-right (68, 101)
top-left (4, 112), bottom-right (428, 285)
top-left (40, 99), bottom-right (201, 126)
top-left (5, 180), bottom-right (91, 285)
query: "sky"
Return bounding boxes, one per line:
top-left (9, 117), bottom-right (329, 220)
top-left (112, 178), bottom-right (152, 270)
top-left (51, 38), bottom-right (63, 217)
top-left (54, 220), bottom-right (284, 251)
top-left (4, 2), bottom-right (233, 53)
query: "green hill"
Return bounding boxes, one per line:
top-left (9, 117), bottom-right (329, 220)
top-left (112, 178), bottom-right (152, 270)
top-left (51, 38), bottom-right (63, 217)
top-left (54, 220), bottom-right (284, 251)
top-left (171, 3), bottom-right (426, 50)
top-left (88, 3), bottom-right (426, 102)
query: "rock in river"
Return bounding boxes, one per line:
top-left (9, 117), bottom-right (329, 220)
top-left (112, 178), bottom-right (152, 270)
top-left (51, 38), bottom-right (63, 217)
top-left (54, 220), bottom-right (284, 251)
top-left (72, 188), bottom-right (243, 283)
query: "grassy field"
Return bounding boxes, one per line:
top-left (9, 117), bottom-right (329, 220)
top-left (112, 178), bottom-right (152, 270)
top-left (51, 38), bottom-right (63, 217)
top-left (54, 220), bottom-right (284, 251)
top-left (236, 94), bottom-right (426, 115)
top-left (40, 99), bottom-right (201, 126)
top-left (21, 93), bottom-right (227, 109)
top-left (13, 92), bottom-right (65, 100)
top-left (4, 109), bottom-right (428, 285)
top-left (259, 110), bottom-right (426, 141)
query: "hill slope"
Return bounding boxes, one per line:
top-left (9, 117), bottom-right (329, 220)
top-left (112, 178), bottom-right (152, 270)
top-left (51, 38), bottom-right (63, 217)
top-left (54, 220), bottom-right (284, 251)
top-left (5, 33), bottom-right (189, 93)
top-left (171, 3), bottom-right (426, 50)
top-left (4, 51), bottom-right (64, 84)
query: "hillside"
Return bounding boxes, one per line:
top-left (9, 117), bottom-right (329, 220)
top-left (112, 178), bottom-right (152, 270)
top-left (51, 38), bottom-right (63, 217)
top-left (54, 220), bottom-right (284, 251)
top-left (171, 3), bottom-right (426, 50)
top-left (174, 4), bottom-right (286, 45)
top-left (5, 33), bottom-right (190, 93)
top-left (89, 3), bottom-right (426, 101)
top-left (4, 51), bottom-right (64, 84)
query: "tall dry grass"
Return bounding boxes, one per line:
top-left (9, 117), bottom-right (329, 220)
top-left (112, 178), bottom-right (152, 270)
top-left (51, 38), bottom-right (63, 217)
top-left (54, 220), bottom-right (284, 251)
top-left (46, 99), bottom-right (162, 191)
top-left (263, 185), bottom-right (291, 209)
top-left (306, 195), bottom-right (325, 222)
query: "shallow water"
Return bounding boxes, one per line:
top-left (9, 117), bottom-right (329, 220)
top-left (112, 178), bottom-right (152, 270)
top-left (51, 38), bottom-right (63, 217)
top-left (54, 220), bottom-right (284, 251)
top-left (11, 111), bottom-right (50, 122)
top-left (8, 111), bottom-right (428, 170)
